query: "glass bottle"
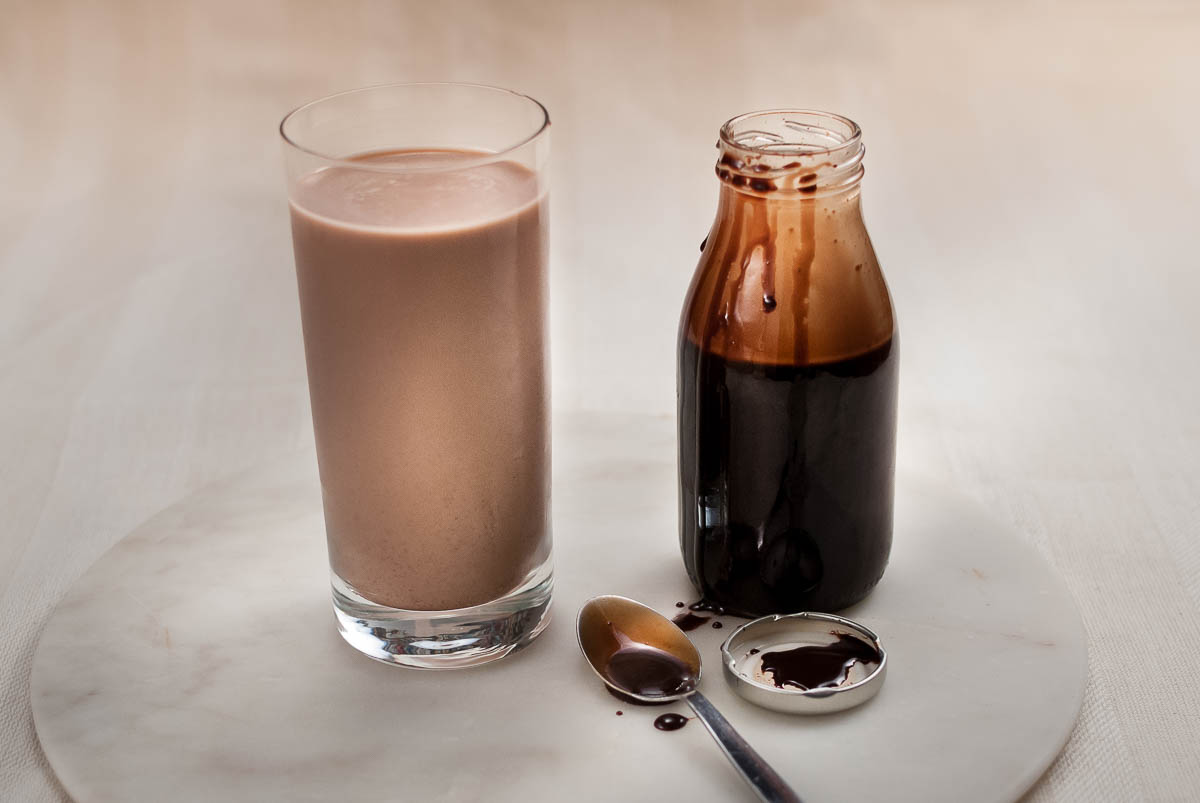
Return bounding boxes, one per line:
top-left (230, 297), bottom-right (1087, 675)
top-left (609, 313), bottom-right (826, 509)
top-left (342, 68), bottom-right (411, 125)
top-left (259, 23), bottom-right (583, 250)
top-left (677, 110), bottom-right (898, 616)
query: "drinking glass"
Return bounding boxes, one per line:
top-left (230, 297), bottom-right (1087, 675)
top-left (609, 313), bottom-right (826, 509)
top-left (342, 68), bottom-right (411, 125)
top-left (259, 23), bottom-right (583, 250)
top-left (281, 83), bottom-right (552, 668)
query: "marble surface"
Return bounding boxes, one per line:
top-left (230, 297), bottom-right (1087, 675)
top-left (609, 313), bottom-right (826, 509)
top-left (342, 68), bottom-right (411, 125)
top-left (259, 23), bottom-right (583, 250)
top-left (31, 414), bottom-right (1085, 803)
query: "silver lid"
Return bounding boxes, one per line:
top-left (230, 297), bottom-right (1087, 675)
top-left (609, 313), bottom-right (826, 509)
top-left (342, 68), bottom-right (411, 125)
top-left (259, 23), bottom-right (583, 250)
top-left (720, 612), bottom-right (887, 714)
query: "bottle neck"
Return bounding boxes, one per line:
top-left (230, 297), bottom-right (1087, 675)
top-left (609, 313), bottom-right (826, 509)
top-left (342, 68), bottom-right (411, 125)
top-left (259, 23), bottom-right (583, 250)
top-left (705, 108), bottom-right (869, 315)
top-left (714, 109), bottom-right (865, 200)
top-left (713, 182), bottom-right (864, 228)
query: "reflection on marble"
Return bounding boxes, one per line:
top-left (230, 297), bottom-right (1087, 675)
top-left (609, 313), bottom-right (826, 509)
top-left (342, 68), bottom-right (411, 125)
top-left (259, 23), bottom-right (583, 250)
top-left (31, 414), bottom-right (1085, 803)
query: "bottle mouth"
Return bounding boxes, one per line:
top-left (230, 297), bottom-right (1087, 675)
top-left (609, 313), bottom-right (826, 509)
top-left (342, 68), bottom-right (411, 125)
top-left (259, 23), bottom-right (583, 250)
top-left (716, 110), bottom-right (864, 196)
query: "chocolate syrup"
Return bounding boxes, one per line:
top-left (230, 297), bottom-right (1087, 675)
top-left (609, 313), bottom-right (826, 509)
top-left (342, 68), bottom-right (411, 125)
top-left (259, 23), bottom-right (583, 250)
top-left (603, 644), bottom-right (697, 699)
top-left (679, 337), bottom-right (897, 615)
top-left (653, 713), bottom-right (689, 732)
top-left (687, 599), bottom-right (726, 615)
top-left (758, 633), bottom-right (881, 690)
top-left (671, 611), bottom-right (712, 632)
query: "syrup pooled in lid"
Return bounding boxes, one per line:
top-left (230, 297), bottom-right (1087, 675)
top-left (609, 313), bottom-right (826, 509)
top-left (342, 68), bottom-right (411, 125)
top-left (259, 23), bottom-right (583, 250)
top-left (721, 612), bottom-right (888, 714)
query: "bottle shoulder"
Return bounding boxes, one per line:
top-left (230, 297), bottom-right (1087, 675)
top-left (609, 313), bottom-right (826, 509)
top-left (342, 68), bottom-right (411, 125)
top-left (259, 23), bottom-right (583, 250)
top-left (680, 211), bottom-right (893, 366)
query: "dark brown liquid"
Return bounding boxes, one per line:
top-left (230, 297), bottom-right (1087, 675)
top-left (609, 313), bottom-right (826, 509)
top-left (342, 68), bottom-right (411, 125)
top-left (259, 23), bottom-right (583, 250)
top-left (687, 599), bottom-right (726, 615)
top-left (603, 645), bottom-right (697, 699)
top-left (679, 336), bottom-right (897, 615)
top-left (759, 633), bottom-right (881, 690)
top-left (653, 713), bottom-right (689, 731)
top-left (671, 611), bottom-right (712, 632)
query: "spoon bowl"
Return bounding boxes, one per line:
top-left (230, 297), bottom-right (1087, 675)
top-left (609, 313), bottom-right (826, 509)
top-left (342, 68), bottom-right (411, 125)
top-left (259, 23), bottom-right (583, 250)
top-left (577, 595), bottom-right (701, 702)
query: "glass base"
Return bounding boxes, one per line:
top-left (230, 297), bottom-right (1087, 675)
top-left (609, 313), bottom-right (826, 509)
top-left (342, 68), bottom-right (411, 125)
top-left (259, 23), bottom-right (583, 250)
top-left (331, 560), bottom-right (553, 669)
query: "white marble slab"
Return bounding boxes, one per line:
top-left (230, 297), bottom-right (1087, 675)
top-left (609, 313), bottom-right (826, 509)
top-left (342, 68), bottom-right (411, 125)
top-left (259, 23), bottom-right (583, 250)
top-left (31, 414), bottom-right (1085, 802)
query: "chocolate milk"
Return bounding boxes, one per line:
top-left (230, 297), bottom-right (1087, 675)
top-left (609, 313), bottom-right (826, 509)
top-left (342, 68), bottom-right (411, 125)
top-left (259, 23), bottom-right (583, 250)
top-left (289, 150), bottom-right (550, 612)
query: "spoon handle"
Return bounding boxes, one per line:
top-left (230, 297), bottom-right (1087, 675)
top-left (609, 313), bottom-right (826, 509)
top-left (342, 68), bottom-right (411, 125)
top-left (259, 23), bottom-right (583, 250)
top-left (685, 691), bottom-right (802, 803)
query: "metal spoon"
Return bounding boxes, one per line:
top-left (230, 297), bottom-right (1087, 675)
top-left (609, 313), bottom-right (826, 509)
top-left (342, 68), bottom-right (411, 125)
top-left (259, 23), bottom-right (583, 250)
top-left (577, 595), bottom-right (802, 803)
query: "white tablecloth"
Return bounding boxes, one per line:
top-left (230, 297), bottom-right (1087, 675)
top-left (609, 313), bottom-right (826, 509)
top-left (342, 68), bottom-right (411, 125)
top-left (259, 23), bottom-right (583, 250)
top-left (2, 1), bottom-right (1198, 799)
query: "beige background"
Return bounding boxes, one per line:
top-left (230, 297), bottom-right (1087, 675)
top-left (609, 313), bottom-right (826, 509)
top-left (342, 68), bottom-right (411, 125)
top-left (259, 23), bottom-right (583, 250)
top-left (2, 0), bottom-right (1198, 799)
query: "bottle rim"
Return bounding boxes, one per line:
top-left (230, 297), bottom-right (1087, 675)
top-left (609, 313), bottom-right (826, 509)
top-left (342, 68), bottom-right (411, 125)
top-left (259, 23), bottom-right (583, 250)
top-left (716, 110), bottom-right (864, 196)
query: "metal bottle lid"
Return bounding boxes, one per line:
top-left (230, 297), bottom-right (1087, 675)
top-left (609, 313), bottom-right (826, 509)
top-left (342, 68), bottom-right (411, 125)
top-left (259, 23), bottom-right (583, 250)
top-left (721, 611), bottom-right (887, 714)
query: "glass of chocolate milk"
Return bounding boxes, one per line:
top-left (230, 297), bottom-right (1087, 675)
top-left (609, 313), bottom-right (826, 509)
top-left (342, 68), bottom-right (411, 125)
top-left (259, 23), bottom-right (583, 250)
top-left (280, 83), bottom-right (552, 668)
top-left (678, 111), bottom-right (898, 617)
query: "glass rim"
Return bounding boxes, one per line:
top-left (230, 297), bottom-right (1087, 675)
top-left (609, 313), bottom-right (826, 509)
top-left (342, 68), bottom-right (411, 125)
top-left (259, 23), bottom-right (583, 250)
top-left (279, 81), bottom-right (551, 173)
top-left (719, 109), bottom-right (861, 158)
